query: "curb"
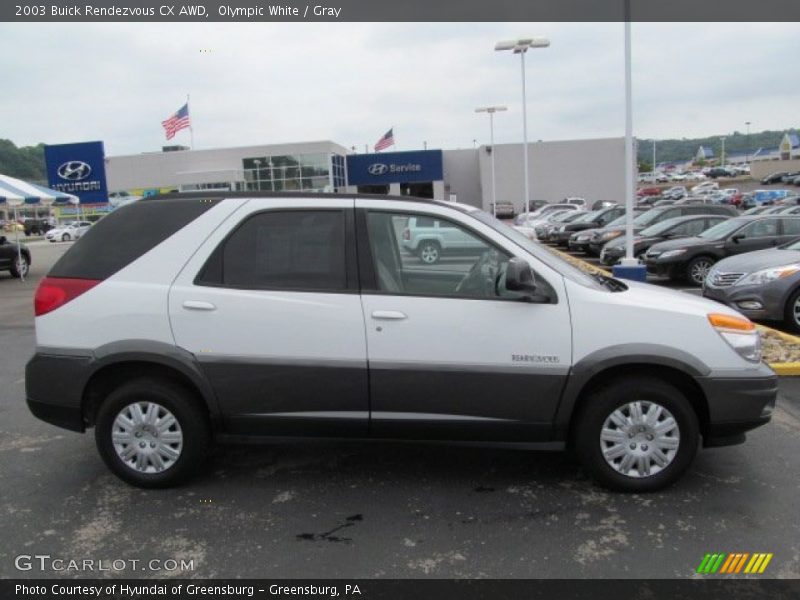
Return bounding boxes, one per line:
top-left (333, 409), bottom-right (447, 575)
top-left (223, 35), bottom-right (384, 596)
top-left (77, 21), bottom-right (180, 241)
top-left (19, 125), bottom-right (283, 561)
top-left (541, 242), bottom-right (800, 376)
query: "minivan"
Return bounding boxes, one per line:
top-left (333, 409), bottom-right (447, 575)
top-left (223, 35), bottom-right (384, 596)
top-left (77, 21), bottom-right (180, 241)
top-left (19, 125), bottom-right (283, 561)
top-left (26, 193), bottom-right (777, 491)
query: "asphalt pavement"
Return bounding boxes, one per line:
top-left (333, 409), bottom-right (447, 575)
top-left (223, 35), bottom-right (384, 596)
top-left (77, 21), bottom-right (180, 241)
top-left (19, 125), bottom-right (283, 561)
top-left (1, 241), bottom-right (799, 579)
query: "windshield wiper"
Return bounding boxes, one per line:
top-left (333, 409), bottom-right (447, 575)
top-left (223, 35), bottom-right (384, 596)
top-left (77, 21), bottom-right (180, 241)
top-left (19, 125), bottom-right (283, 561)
top-left (592, 272), bottom-right (628, 292)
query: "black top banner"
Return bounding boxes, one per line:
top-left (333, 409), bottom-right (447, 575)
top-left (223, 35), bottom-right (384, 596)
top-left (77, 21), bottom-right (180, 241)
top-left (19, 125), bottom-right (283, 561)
top-left (3, 0), bottom-right (800, 22)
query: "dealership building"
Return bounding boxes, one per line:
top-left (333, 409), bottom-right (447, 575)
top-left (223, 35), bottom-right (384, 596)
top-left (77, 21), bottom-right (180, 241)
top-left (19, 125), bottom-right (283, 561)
top-left (102, 137), bottom-right (626, 213)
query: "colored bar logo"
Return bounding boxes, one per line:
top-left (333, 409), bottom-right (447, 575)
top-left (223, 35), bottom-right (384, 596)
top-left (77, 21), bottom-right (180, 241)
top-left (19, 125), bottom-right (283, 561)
top-left (696, 553), bottom-right (773, 574)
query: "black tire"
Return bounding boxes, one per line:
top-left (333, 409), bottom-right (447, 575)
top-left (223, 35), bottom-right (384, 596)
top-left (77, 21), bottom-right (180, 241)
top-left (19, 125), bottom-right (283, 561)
top-left (685, 255), bottom-right (715, 286)
top-left (62, 233), bottom-right (71, 242)
top-left (418, 240), bottom-right (441, 264)
top-left (783, 287), bottom-right (800, 334)
top-left (9, 254), bottom-right (29, 279)
top-left (94, 377), bottom-right (211, 488)
top-left (573, 376), bottom-right (699, 492)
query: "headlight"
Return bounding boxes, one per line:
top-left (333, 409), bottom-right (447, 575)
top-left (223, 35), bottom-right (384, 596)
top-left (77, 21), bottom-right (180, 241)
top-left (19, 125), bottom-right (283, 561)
top-left (708, 313), bottom-right (762, 363)
top-left (575, 234), bottom-right (590, 242)
top-left (658, 248), bottom-right (687, 259)
top-left (600, 230), bottom-right (623, 242)
top-left (737, 264), bottom-right (800, 286)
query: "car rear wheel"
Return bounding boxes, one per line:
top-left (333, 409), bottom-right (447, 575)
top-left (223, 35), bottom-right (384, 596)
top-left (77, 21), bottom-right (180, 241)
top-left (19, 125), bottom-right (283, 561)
top-left (95, 377), bottom-right (211, 488)
top-left (573, 376), bottom-right (699, 492)
top-left (783, 288), bottom-right (800, 333)
top-left (418, 240), bottom-right (441, 264)
top-left (686, 256), bottom-right (715, 286)
top-left (10, 254), bottom-right (29, 279)
top-left (62, 233), bottom-right (71, 242)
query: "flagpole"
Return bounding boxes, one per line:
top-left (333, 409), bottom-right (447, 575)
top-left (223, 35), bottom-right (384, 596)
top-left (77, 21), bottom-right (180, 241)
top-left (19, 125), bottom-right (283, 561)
top-left (187, 94), bottom-right (194, 149)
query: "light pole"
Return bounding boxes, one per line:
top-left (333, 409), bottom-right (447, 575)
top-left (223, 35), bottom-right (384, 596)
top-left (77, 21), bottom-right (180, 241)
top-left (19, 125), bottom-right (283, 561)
top-left (720, 136), bottom-right (726, 167)
top-left (253, 159), bottom-right (261, 191)
top-left (745, 121), bottom-right (752, 165)
top-left (652, 139), bottom-right (657, 175)
top-left (475, 106), bottom-right (508, 218)
top-left (495, 37), bottom-right (550, 218)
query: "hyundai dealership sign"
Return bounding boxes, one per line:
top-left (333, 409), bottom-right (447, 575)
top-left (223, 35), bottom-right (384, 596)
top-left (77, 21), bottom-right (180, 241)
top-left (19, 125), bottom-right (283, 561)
top-left (44, 141), bottom-right (109, 204)
top-left (347, 150), bottom-right (443, 185)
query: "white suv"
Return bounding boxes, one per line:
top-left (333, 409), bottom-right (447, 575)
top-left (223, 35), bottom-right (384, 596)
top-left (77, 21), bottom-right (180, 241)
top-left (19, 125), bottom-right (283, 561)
top-left (26, 193), bottom-right (777, 491)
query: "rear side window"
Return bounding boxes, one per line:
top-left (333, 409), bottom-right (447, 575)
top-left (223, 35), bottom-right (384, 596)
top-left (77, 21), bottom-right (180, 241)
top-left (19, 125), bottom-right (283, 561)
top-left (197, 210), bottom-right (347, 292)
top-left (782, 219), bottom-right (800, 236)
top-left (49, 198), bottom-right (219, 280)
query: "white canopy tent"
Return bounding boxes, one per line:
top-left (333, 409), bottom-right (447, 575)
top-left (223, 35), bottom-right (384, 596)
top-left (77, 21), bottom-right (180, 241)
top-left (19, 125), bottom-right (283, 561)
top-left (0, 174), bottom-right (79, 281)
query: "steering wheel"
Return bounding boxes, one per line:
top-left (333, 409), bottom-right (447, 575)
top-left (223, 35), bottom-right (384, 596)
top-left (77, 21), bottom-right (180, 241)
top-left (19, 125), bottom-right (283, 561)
top-left (455, 250), bottom-right (500, 296)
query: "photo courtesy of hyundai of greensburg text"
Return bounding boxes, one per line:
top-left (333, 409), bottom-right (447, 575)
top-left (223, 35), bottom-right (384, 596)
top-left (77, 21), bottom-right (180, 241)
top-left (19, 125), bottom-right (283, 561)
top-left (1, 1), bottom-right (799, 599)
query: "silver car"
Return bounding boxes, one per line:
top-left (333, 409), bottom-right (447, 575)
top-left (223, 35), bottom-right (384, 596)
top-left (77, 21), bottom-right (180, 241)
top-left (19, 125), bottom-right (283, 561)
top-left (703, 237), bottom-right (800, 332)
top-left (401, 215), bottom-right (485, 264)
top-left (45, 220), bottom-right (92, 243)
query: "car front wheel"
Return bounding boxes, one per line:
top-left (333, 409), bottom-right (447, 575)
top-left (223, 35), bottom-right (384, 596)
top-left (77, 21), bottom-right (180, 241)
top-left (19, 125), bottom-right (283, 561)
top-left (784, 288), bottom-right (800, 333)
top-left (62, 233), bottom-right (71, 242)
top-left (686, 256), bottom-right (715, 286)
top-left (95, 377), bottom-right (211, 488)
top-left (573, 376), bottom-right (699, 492)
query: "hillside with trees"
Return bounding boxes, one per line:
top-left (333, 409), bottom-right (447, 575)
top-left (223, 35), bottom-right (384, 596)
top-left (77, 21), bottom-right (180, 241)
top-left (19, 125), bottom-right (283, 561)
top-left (636, 129), bottom-right (798, 166)
top-left (0, 139), bottom-right (47, 182)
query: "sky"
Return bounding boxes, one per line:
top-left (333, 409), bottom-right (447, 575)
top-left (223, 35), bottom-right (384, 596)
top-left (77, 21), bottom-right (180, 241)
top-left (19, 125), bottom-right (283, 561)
top-left (1, 22), bottom-right (798, 156)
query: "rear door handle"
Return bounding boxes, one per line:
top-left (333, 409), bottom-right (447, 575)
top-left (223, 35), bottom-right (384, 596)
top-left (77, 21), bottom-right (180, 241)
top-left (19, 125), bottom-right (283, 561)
top-left (182, 300), bottom-right (217, 311)
top-left (371, 310), bottom-right (408, 320)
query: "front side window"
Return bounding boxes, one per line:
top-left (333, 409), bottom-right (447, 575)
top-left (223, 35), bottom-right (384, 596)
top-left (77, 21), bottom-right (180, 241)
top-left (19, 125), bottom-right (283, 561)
top-left (366, 211), bottom-right (530, 300)
top-left (198, 210), bottom-right (347, 291)
top-left (740, 219), bottom-right (778, 238)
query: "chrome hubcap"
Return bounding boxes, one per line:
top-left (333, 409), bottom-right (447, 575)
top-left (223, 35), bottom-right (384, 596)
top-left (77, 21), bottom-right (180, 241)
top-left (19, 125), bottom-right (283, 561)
top-left (691, 261), bottom-right (712, 284)
top-left (793, 298), bottom-right (800, 326)
top-left (600, 401), bottom-right (680, 478)
top-left (421, 245), bottom-right (438, 263)
top-left (14, 257), bottom-right (28, 276)
top-left (112, 402), bottom-right (183, 473)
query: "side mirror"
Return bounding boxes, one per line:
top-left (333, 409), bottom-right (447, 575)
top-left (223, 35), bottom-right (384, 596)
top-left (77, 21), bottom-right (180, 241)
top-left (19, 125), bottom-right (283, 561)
top-left (731, 233), bottom-right (745, 243)
top-left (505, 258), bottom-right (550, 303)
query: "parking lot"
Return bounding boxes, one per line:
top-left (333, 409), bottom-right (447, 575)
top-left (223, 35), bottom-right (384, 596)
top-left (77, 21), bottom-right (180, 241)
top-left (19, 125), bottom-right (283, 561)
top-left (0, 241), bottom-right (798, 579)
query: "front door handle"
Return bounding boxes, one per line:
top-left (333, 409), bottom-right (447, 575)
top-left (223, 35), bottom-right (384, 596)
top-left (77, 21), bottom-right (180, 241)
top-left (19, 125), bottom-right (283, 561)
top-left (371, 310), bottom-right (408, 320)
top-left (183, 300), bottom-right (217, 311)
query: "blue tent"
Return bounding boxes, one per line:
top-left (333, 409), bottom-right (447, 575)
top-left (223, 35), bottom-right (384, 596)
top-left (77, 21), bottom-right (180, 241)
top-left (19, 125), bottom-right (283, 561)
top-left (0, 173), bottom-right (78, 205)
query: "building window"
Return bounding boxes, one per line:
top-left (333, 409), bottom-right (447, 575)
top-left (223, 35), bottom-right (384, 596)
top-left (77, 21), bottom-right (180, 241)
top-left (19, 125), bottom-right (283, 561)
top-left (242, 152), bottom-right (344, 193)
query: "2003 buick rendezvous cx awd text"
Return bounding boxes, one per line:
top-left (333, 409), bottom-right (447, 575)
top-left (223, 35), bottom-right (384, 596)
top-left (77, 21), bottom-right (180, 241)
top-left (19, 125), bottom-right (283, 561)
top-left (26, 193), bottom-right (777, 491)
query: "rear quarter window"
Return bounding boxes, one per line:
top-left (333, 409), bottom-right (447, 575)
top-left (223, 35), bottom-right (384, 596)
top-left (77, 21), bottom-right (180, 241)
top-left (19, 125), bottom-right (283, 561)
top-left (48, 198), bottom-right (219, 280)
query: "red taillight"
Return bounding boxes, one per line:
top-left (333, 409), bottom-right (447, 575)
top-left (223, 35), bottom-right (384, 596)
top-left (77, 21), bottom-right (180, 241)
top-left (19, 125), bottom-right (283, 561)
top-left (403, 228), bottom-right (410, 240)
top-left (34, 277), bottom-right (100, 317)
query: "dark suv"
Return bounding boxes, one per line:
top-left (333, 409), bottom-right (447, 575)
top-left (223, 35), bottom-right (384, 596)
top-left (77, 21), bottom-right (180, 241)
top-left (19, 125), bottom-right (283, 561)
top-left (644, 215), bottom-right (800, 285)
top-left (24, 219), bottom-right (53, 237)
top-left (553, 206), bottom-right (625, 248)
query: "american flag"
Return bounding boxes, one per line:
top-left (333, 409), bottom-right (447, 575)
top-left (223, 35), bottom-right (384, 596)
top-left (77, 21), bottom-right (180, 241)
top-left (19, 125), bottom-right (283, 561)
top-left (162, 103), bottom-right (191, 140)
top-left (374, 128), bottom-right (395, 152)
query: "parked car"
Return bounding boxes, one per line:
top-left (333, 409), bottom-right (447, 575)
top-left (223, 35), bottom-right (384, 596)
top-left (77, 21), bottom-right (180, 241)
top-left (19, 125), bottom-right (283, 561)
top-left (556, 206), bottom-right (627, 249)
top-left (513, 209), bottom-right (574, 240)
top-left (761, 172), bottom-right (790, 185)
top-left (513, 203), bottom-right (579, 225)
top-left (591, 200), bottom-right (618, 211)
top-left (704, 238), bottom-right (800, 332)
top-left (637, 186), bottom-right (661, 197)
top-left (599, 215), bottom-right (730, 266)
top-left (402, 215), bottom-right (484, 264)
top-left (644, 214), bottom-right (800, 285)
top-left (564, 197), bottom-right (587, 207)
top-left (24, 218), bottom-right (53, 237)
top-left (662, 186), bottom-right (687, 200)
top-left (26, 191), bottom-right (776, 491)
top-left (588, 203), bottom-right (738, 255)
top-left (45, 221), bottom-right (92, 243)
top-left (691, 181), bottom-right (720, 194)
top-left (706, 167), bottom-right (737, 179)
top-left (490, 202), bottom-right (516, 218)
top-left (579, 209), bottom-right (649, 256)
top-left (527, 199), bottom-right (549, 212)
top-left (537, 210), bottom-right (588, 241)
top-left (751, 189), bottom-right (794, 206)
top-left (791, 174), bottom-right (800, 186)
top-left (0, 235), bottom-right (31, 278)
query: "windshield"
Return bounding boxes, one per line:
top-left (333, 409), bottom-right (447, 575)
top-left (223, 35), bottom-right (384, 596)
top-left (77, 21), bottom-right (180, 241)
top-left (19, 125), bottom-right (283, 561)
top-left (470, 211), bottom-right (605, 290)
top-left (639, 217), bottom-right (689, 237)
top-left (698, 218), bottom-right (747, 240)
top-left (633, 208), bottom-right (671, 227)
top-left (573, 210), bottom-right (600, 223)
top-left (605, 214), bottom-right (630, 228)
top-left (551, 211), bottom-right (578, 223)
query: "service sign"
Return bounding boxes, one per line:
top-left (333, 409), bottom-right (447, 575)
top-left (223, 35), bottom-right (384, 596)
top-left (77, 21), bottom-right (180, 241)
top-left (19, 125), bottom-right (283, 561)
top-left (44, 141), bottom-right (109, 203)
top-left (346, 149), bottom-right (443, 185)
